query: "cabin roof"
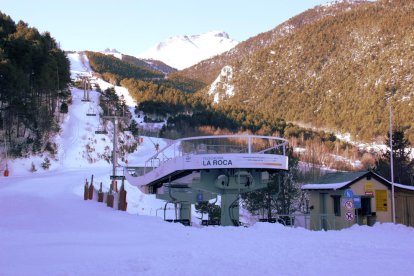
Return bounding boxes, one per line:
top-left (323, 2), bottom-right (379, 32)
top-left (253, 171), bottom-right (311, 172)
top-left (302, 171), bottom-right (414, 192)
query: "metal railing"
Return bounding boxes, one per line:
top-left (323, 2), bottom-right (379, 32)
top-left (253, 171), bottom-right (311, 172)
top-left (143, 135), bottom-right (288, 174)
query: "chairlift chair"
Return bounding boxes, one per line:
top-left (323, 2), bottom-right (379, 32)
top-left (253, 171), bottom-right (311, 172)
top-left (95, 124), bottom-right (108, 134)
top-left (86, 106), bottom-right (97, 116)
top-left (86, 109), bottom-right (96, 116)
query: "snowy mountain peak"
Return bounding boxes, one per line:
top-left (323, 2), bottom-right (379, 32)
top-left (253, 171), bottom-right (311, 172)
top-left (138, 31), bottom-right (238, 70)
top-left (103, 48), bottom-right (120, 54)
top-left (320, 0), bottom-right (367, 7)
top-left (101, 48), bottom-right (122, 59)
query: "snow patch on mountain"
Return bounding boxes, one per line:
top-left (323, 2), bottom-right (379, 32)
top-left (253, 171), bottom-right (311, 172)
top-left (208, 66), bottom-right (235, 104)
top-left (102, 48), bottom-right (122, 59)
top-left (67, 52), bottom-right (92, 79)
top-left (321, 0), bottom-right (366, 7)
top-left (138, 31), bottom-right (238, 70)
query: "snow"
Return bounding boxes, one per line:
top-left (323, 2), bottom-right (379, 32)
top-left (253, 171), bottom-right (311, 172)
top-left (394, 182), bottom-right (414, 191)
top-left (208, 65), bottom-right (235, 104)
top-left (138, 31), bottom-right (238, 70)
top-left (302, 172), bottom-right (414, 192)
top-left (0, 52), bottom-right (413, 275)
top-left (302, 182), bottom-right (350, 190)
top-left (321, 0), bottom-right (361, 8)
top-left (67, 52), bottom-right (92, 79)
top-left (102, 48), bottom-right (123, 60)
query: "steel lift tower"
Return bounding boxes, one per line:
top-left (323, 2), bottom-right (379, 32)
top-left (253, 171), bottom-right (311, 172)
top-left (124, 135), bottom-right (288, 226)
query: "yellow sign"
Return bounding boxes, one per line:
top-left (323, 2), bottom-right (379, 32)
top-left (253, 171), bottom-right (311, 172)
top-left (375, 190), bottom-right (388, 212)
top-left (365, 182), bottom-right (374, 196)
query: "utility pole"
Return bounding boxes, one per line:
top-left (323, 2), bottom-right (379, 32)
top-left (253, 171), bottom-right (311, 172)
top-left (81, 77), bottom-right (90, 102)
top-left (103, 115), bottom-right (125, 181)
top-left (389, 105), bottom-right (396, 223)
top-left (94, 87), bottom-right (127, 182)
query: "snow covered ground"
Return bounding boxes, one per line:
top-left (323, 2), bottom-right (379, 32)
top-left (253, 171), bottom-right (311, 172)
top-left (1, 170), bottom-right (413, 276)
top-left (0, 53), bottom-right (413, 275)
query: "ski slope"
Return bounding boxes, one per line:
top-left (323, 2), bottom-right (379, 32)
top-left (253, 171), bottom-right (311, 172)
top-left (0, 52), bottom-right (413, 275)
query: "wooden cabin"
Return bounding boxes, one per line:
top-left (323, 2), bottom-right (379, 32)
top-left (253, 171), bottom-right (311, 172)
top-left (302, 171), bottom-right (414, 230)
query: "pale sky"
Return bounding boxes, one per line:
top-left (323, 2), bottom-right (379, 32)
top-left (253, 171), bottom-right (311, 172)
top-left (1, 0), bottom-right (330, 56)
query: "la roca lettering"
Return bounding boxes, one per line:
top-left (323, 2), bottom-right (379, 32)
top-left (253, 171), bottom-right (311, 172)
top-left (202, 158), bottom-right (233, 166)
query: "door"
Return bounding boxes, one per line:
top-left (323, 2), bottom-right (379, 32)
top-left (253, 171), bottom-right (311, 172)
top-left (319, 193), bottom-right (327, 230)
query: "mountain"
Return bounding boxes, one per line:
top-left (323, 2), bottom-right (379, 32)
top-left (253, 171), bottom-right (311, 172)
top-left (100, 49), bottom-right (176, 75)
top-left (138, 31), bottom-right (239, 70)
top-left (102, 48), bottom-right (122, 59)
top-left (121, 54), bottom-right (177, 75)
top-left (178, 0), bottom-right (414, 144)
top-left (175, 0), bottom-right (368, 85)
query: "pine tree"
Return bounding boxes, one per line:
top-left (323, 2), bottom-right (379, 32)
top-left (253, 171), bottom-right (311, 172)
top-left (41, 157), bottom-right (51, 170)
top-left (375, 129), bottom-right (414, 185)
top-left (195, 202), bottom-right (221, 221)
top-left (242, 147), bottom-right (300, 220)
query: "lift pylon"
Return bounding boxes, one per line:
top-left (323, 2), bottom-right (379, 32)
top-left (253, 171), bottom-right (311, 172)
top-left (125, 135), bottom-right (288, 226)
top-left (81, 77), bottom-right (91, 102)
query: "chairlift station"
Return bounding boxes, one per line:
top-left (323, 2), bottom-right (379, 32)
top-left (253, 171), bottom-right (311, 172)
top-left (79, 76), bottom-right (289, 226)
top-left (125, 135), bottom-right (288, 226)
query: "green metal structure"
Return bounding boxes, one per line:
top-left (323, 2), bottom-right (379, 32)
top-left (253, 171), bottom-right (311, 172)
top-left (125, 135), bottom-right (288, 226)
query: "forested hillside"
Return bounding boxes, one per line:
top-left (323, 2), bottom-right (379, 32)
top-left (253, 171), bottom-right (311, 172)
top-left (224, 0), bottom-right (414, 143)
top-left (86, 51), bottom-right (204, 94)
top-left (86, 51), bottom-right (164, 85)
top-left (0, 12), bottom-right (71, 156)
top-left (177, 0), bottom-right (414, 144)
top-left (174, 0), bottom-right (368, 86)
top-left (121, 54), bottom-right (177, 75)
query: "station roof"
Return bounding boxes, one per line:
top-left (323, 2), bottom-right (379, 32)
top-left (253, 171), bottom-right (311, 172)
top-left (302, 171), bottom-right (414, 191)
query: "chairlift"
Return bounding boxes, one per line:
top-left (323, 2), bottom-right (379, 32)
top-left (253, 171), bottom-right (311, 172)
top-left (95, 124), bottom-right (108, 134)
top-left (163, 201), bottom-right (191, 226)
top-left (201, 219), bottom-right (221, 226)
top-left (163, 202), bottom-right (178, 222)
top-left (86, 106), bottom-right (97, 116)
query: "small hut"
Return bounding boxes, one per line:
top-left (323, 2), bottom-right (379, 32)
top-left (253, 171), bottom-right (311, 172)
top-left (302, 171), bottom-right (414, 230)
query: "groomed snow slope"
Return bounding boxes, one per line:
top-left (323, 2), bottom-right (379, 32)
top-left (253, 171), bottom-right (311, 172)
top-left (0, 53), bottom-right (413, 275)
top-left (1, 173), bottom-right (413, 276)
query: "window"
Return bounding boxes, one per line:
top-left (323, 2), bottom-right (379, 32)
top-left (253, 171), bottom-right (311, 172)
top-left (332, 195), bottom-right (341, 216)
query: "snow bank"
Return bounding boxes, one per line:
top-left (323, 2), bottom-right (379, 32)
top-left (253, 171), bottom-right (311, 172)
top-left (1, 169), bottom-right (413, 276)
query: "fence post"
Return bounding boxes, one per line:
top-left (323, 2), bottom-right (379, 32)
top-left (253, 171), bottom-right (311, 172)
top-left (98, 182), bottom-right (104, 202)
top-left (107, 187), bottom-right (114, 208)
top-left (118, 181), bottom-right (127, 211)
top-left (88, 183), bottom-right (94, 200)
top-left (83, 179), bottom-right (89, 200)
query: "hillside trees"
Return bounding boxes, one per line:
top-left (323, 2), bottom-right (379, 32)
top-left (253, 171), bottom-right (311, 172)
top-left (121, 78), bottom-right (193, 117)
top-left (195, 202), bottom-right (221, 222)
top-left (0, 12), bottom-right (70, 156)
top-left (375, 129), bottom-right (414, 185)
top-left (86, 51), bottom-right (164, 84)
top-left (242, 147), bottom-right (301, 220)
top-left (187, 0), bottom-right (414, 144)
